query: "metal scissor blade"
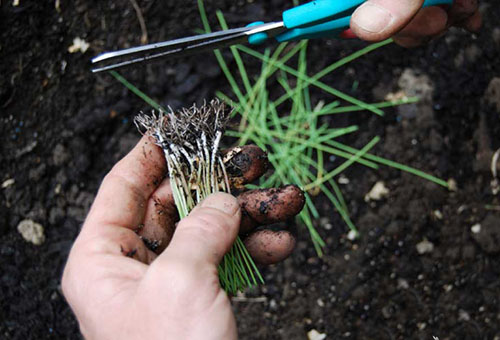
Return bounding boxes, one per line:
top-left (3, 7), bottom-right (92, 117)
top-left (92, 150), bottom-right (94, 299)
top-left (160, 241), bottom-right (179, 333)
top-left (91, 22), bottom-right (285, 73)
top-left (91, 32), bottom-right (249, 73)
top-left (91, 26), bottom-right (253, 64)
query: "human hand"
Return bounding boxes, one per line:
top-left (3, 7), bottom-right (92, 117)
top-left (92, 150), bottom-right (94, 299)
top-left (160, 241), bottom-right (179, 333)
top-left (62, 136), bottom-right (304, 339)
top-left (350, 0), bottom-right (481, 47)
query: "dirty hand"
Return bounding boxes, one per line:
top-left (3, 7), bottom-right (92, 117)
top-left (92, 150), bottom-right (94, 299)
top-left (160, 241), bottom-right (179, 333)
top-left (350, 0), bottom-right (481, 47)
top-left (62, 136), bottom-right (304, 339)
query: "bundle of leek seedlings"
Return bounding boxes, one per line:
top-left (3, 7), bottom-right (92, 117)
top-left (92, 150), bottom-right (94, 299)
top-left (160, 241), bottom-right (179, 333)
top-left (135, 99), bottom-right (263, 293)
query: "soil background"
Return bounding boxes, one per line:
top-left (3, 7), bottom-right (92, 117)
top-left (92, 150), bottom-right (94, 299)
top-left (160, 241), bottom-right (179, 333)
top-left (1, 1), bottom-right (499, 339)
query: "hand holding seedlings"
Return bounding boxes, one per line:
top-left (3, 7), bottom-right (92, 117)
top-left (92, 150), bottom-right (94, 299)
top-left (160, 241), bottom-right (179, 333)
top-left (133, 100), bottom-right (303, 291)
top-left (351, 0), bottom-right (481, 47)
top-left (62, 103), bottom-right (304, 339)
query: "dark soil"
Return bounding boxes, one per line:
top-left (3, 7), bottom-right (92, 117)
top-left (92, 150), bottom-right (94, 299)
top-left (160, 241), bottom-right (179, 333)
top-left (1, 1), bottom-right (499, 339)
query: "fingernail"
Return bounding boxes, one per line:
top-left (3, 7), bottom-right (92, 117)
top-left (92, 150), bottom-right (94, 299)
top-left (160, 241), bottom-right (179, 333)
top-left (352, 3), bottom-right (393, 33)
top-left (201, 193), bottom-right (239, 216)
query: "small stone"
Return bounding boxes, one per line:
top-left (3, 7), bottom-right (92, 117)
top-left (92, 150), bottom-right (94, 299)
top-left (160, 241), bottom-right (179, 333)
top-left (416, 239), bottom-right (434, 254)
top-left (68, 37), bottom-right (90, 53)
top-left (364, 181), bottom-right (389, 201)
top-left (447, 178), bottom-right (458, 191)
top-left (433, 210), bottom-right (443, 220)
top-left (17, 219), bottom-right (45, 245)
top-left (319, 217), bottom-right (332, 230)
top-left (347, 230), bottom-right (358, 241)
top-left (471, 223), bottom-right (481, 234)
top-left (397, 68), bottom-right (434, 101)
top-left (397, 278), bottom-right (409, 289)
top-left (1, 178), bottom-right (15, 189)
top-left (307, 329), bottom-right (327, 340)
top-left (338, 175), bottom-right (349, 184)
top-left (458, 309), bottom-right (470, 321)
top-left (471, 214), bottom-right (500, 253)
top-left (316, 298), bottom-right (324, 307)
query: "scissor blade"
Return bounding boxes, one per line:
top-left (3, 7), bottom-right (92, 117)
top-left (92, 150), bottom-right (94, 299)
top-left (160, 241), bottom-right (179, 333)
top-left (92, 31), bottom-right (248, 73)
top-left (91, 22), bottom-right (285, 73)
top-left (92, 26), bottom-right (253, 64)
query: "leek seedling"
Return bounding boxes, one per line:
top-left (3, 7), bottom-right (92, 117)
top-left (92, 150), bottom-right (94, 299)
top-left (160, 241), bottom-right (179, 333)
top-left (135, 99), bottom-right (263, 294)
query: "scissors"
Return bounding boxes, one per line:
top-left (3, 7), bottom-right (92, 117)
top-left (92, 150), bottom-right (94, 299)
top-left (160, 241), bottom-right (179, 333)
top-left (91, 0), bottom-right (453, 73)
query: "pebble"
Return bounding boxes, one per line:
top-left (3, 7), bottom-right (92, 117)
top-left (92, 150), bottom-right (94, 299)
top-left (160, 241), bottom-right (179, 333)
top-left (458, 309), bottom-right (471, 321)
top-left (307, 329), bottom-right (326, 340)
top-left (433, 210), bottom-right (443, 220)
top-left (17, 219), bottom-right (45, 245)
top-left (397, 278), bottom-right (409, 289)
top-left (471, 223), bottom-right (481, 234)
top-left (347, 230), bottom-right (358, 240)
top-left (2, 178), bottom-right (15, 188)
top-left (447, 178), bottom-right (458, 191)
top-left (338, 175), bottom-right (349, 184)
top-left (364, 181), bottom-right (389, 201)
top-left (67, 37), bottom-right (89, 53)
top-left (471, 214), bottom-right (500, 253)
top-left (416, 239), bottom-right (434, 254)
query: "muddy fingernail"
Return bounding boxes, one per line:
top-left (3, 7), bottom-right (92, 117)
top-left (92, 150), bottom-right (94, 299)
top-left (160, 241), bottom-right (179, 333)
top-left (352, 3), bottom-right (393, 33)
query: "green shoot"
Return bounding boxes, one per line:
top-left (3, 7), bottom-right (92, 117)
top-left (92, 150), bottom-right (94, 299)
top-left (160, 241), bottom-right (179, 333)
top-left (197, 1), bottom-right (448, 255)
top-left (109, 0), bottom-right (449, 266)
top-left (135, 100), bottom-right (263, 294)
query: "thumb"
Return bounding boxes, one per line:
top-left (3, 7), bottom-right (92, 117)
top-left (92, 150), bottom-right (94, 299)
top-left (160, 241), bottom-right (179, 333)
top-left (158, 193), bottom-right (241, 267)
top-left (350, 0), bottom-right (425, 41)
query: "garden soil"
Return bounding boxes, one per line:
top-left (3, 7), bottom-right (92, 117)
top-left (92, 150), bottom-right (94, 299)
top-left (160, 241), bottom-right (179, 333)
top-left (1, 1), bottom-right (499, 339)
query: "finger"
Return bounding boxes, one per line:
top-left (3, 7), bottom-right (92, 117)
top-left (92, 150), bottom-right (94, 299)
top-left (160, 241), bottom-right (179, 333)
top-left (350, 0), bottom-right (425, 42)
top-left (156, 193), bottom-right (241, 268)
top-left (61, 228), bottom-right (152, 315)
top-left (224, 145), bottom-right (269, 189)
top-left (393, 6), bottom-right (448, 47)
top-left (81, 226), bottom-right (158, 264)
top-left (448, 0), bottom-right (478, 26)
top-left (136, 177), bottom-right (179, 254)
top-left (85, 135), bottom-right (166, 232)
top-left (244, 229), bottom-right (296, 265)
top-left (237, 185), bottom-right (305, 234)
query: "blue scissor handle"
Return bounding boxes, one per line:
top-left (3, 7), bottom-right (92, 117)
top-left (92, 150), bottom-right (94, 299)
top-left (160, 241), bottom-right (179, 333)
top-left (250, 0), bottom-right (453, 43)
